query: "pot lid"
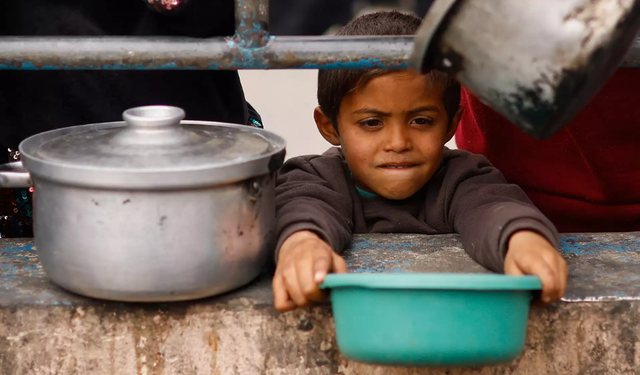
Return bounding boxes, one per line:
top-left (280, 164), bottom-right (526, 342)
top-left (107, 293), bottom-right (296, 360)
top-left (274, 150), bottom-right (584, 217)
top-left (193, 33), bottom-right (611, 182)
top-left (19, 106), bottom-right (286, 189)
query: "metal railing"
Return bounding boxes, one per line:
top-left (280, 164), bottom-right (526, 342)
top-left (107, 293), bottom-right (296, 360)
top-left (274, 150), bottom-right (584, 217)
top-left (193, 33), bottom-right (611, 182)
top-left (0, 0), bottom-right (639, 70)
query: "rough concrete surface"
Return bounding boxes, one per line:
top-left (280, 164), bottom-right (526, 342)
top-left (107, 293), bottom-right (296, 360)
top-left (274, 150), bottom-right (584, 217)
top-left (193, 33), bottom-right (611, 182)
top-left (0, 298), bottom-right (638, 375)
top-left (0, 234), bottom-right (638, 375)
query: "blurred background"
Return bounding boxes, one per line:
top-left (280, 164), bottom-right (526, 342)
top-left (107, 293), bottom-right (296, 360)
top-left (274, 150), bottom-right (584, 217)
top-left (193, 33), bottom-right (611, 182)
top-left (239, 0), bottom-right (455, 160)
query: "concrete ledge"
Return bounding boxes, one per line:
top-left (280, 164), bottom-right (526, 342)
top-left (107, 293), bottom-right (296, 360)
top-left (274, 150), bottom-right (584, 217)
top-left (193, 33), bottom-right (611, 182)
top-left (0, 233), bottom-right (638, 375)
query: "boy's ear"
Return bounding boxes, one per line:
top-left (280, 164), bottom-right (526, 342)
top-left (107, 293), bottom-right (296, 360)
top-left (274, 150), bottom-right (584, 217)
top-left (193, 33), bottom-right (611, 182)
top-left (314, 107), bottom-right (341, 146)
top-left (445, 106), bottom-right (463, 143)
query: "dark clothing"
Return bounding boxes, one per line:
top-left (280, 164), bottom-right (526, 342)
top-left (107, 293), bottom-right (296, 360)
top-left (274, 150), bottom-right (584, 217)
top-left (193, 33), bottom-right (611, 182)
top-left (0, 0), bottom-right (258, 237)
top-left (415, 0), bottom-right (436, 17)
top-left (275, 147), bottom-right (559, 272)
top-left (270, 0), bottom-right (353, 35)
top-left (270, 0), bottom-right (435, 36)
top-left (0, 0), bottom-right (249, 158)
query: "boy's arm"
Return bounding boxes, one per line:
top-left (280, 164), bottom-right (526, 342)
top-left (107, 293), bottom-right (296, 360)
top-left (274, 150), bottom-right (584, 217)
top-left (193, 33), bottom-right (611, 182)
top-left (272, 155), bottom-right (353, 311)
top-left (275, 155), bottom-right (354, 261)
top-left (444, 153), bottom-right (560, 273)
top-left (445, 152), bottom-right (567, 302)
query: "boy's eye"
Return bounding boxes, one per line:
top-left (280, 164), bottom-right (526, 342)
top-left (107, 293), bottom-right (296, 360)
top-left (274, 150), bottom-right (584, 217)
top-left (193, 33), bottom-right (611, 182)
top-left (359, 119), bottom-right (383, 128)
top-left (412, 117), bottom-right (435, 126)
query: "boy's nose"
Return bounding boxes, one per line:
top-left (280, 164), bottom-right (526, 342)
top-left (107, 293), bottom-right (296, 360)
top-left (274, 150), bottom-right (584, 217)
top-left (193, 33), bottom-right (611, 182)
top-left (383, 124), bottom-right (412, 153)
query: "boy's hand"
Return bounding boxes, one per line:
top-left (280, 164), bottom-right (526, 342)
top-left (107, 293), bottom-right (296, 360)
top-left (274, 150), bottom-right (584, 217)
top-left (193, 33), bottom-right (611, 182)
top-left (504, 230), bottom-right (568, 305)
top-left (273, 230), bottom-right (347, 311)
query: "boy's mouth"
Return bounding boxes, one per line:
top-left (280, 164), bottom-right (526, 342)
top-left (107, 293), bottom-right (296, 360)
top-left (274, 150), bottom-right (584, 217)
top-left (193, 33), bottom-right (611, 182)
top-left (377, 163), bottom-right (420, 169)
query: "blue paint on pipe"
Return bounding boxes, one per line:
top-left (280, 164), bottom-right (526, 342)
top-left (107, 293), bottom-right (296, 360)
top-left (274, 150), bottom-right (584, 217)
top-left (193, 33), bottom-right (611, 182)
top-left (300, 59), bottom-right (408, 70)
top-left (0, 56), bottom-right (406, 70)
top-left (0, 62), bottom-right (197, 70)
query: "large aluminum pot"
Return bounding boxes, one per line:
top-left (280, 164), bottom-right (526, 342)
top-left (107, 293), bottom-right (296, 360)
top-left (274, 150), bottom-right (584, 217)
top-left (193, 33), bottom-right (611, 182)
top-left (411, 0), bottom-right (640, 139)
top-left (0, 106), bottom-right (286, 302)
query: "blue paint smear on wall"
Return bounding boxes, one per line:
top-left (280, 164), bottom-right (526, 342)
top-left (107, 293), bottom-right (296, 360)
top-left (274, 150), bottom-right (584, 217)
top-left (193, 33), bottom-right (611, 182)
top-left (0, 244), bottom-right (77, 306)
top-left (0, 244), bottom-right (41, 282)
top-left (351, 238), bottom-right (415, 252)
top-left (2, 244), bottom-right (37, 259)
top-left (560, 236), bottom-right (640, 256)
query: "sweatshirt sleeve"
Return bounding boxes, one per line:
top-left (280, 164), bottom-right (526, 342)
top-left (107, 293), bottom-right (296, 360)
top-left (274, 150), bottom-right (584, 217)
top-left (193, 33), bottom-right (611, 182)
top-left (274, 154), bottom-right (354, 262)
top-left (443, 151), bottom-right (560, 272)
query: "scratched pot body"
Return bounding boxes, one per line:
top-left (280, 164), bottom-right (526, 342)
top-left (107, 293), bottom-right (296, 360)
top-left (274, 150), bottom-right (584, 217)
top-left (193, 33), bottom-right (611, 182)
top-left (0, 106), bottom-right (286, 302)
top-left (411, 0), bottom-right (640, 139)
top-left (31, 174), bottom-right (274, 302)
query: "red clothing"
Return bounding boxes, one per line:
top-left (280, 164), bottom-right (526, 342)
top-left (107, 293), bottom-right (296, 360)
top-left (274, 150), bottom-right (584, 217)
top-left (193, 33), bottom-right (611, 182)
top-left (457, 68), bottom-right (640, 233)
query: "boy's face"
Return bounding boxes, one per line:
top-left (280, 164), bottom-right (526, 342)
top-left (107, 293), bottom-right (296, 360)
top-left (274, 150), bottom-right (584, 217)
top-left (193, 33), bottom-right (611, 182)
top-left (315, 71), bottom-right (462, 200)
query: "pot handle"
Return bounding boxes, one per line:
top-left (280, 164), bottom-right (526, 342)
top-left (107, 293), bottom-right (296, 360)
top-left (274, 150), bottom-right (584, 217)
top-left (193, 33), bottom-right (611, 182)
top-left (0, 162), bottom-right (33, 188)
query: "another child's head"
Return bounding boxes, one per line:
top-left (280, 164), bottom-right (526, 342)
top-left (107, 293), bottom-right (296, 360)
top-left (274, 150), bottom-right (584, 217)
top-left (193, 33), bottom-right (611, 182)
top-left (315, 11), bottom-right (462, 200)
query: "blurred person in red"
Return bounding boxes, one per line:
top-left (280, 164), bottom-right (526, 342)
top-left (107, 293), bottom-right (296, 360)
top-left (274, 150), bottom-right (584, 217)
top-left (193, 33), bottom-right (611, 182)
top-left (456, 68), bottom-right (640, 233)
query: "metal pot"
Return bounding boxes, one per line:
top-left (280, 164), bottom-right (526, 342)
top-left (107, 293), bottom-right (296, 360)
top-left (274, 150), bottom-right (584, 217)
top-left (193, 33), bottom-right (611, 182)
top-left (0, 106), bottom-right (286, 302)
top-left (411, 0), bottom-right (640, 139)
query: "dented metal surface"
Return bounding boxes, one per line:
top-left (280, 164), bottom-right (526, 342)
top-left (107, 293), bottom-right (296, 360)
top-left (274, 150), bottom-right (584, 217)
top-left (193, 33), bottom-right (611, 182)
top-left (412, 0), bottom-right (640, 139)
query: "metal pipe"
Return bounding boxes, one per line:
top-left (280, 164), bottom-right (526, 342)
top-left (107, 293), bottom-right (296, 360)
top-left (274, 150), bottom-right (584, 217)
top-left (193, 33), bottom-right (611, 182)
top-left (0, 36), bottom-right (412, 70)
top-left (234, 0), bottom-right (269, 48)
top-left (0, 35), bottom-right (639, 70)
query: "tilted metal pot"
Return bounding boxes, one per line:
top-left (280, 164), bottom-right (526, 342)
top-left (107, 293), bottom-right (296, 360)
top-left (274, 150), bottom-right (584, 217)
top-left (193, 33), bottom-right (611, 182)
top-left (0, 106), bottom-right (286, 302)
top-left (411, 0), bottom-right (640, 139)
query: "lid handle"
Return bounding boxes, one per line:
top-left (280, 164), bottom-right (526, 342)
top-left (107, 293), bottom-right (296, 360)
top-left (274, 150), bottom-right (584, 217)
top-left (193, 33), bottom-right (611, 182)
top-left (111, 105), bottom-right (192, 147)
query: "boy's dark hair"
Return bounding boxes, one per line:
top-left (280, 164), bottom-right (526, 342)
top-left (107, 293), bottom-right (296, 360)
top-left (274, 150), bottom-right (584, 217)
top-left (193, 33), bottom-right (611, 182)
top-left (317, 11), bottom-right (461, 129)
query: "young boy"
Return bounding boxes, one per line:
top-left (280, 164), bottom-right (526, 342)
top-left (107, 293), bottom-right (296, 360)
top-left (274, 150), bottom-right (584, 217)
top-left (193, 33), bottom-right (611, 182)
top-left (272, 11), bottom-right (568, 311)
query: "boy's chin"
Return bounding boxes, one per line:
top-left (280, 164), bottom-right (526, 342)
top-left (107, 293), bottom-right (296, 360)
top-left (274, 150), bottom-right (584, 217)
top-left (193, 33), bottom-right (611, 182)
top-left (376, 186), bottom-right (421, 200)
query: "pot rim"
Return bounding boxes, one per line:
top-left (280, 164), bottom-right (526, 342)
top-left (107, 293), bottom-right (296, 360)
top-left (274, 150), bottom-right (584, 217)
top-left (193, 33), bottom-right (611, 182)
top-left (321, 273), bottom-right (542, 291)
top-left (409, 0), bottom-right (458, 73)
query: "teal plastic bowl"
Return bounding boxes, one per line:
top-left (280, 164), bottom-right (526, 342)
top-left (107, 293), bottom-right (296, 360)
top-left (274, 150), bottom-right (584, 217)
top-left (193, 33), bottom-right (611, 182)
top-left (321, 273), bottom-right (541, 367)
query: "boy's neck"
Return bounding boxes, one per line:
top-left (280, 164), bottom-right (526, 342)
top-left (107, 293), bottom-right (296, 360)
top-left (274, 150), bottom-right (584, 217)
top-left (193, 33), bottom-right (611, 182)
top-left (355, 184), bottom-right (378, 198)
